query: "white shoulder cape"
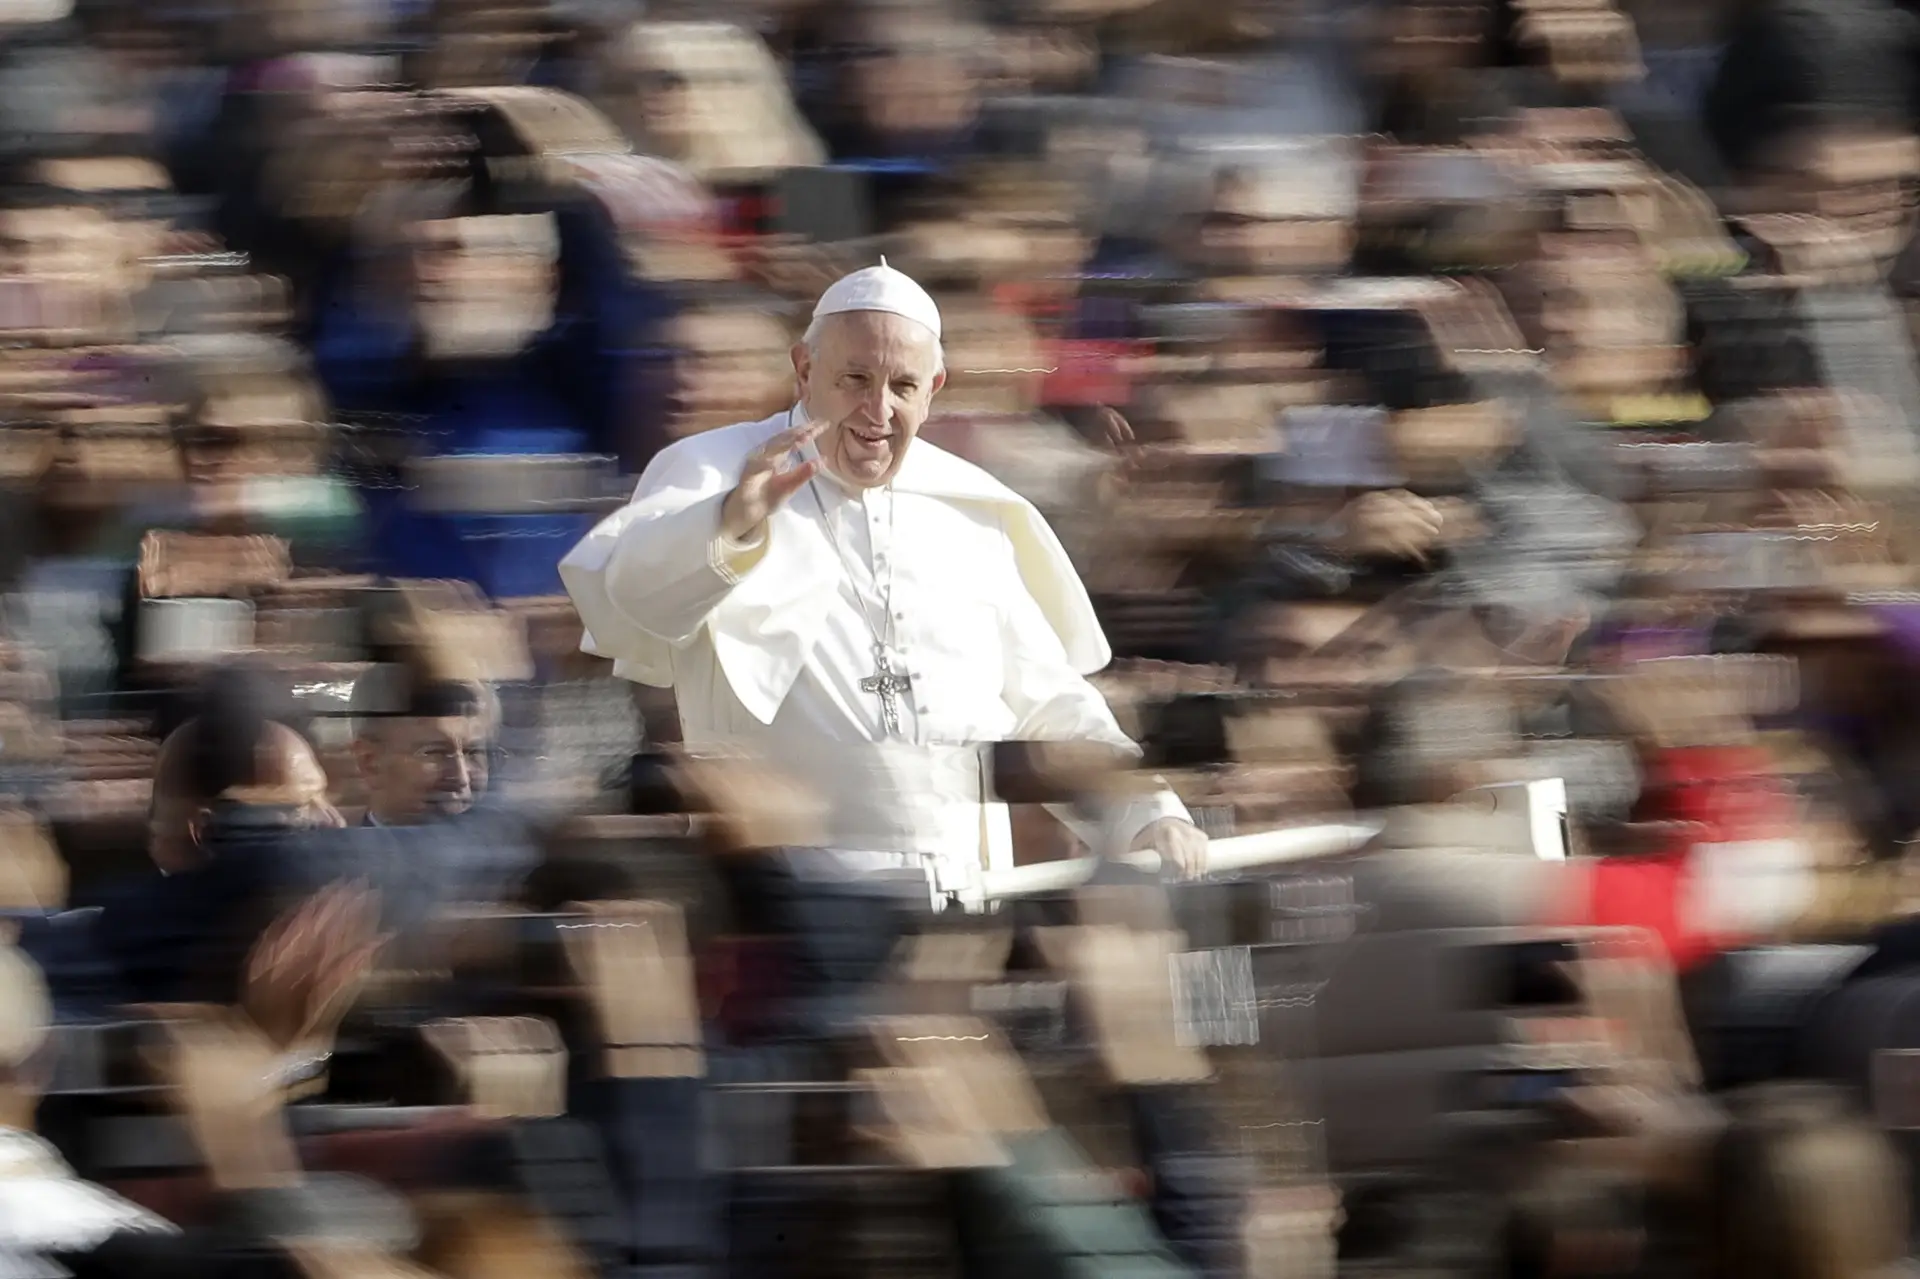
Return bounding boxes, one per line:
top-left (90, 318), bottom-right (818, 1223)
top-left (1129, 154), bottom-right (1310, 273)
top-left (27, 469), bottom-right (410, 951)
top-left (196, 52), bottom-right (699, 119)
top-left (560, 413), bottom-right (1112, 724)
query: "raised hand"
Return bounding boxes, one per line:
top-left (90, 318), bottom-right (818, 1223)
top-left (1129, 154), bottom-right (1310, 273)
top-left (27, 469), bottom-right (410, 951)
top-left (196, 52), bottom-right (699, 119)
top-left (721, 417), bottom-right (827, 543)
top-left (241, 881), bottom-right (386, 1053)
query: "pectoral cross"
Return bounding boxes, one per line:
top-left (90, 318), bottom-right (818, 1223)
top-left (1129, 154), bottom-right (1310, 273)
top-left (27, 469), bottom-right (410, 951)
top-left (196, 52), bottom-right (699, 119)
top-left (860, 644), bottom-right (913, 737)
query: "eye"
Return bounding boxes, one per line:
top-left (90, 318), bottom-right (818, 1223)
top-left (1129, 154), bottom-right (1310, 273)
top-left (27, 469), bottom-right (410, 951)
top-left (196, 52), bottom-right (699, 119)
top-left (841, 372), bottom-right (869, 388)
top-left (893, 379), bottom-right (919, 394)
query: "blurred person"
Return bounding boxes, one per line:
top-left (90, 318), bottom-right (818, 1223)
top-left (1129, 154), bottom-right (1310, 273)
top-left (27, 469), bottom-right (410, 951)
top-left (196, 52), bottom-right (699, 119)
top-left (0, 941), bottom-right (210, 1279)
top-left (324, 660), bottom-right (536, 935)
top-left (313, 184), bottom-right (575, 431)
top-left (312, 183), bottom-right (606, 591)
top-left (1366, 654), bottom-right (1842, 977)
top-left (658, 304), bottom-right (796, 440)
top-left (809, 1), bottom-right (984, 161)
top-left (1703, 0), bottom-right (1915, 178)
top-left (1706, 1085), bottom-right (1907, 1279)
top-left (912, 293), bottom-right (1122, 516)
top-left (144, 666), bottom-right (342, 876)
top-left (94, 664), bottom-right (345, 1006)
top-left (563, 260), bottom-right (1209, 904)
top-left (885, 163), bottom-right (1095, 311)
top-left (220, 662), bottom-right (540, 1111)
top-left (620, 296), bottom-right (797, 472)
top-left (0, 199), bottom-right (140, 347)
top-left (1342, 668), bottom-right (1575, 931)
top-left (603, 21), bottom-right (827, 179)
top-left (1183, 164), bottom-right (1356, 278)
top-left (17, 881), bottom-right (394, 1277)
top-left (351, 667), bottom-right (496, 828)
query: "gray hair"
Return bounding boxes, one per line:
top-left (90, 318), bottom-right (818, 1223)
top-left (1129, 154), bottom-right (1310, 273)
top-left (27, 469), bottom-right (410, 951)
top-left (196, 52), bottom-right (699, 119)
top-left (801, 311), bottom-right (945, 378)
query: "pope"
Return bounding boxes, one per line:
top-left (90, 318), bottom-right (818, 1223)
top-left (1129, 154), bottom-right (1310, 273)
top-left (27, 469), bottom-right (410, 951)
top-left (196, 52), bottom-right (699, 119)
top-left (560, 260), bottom-right (1206, 903)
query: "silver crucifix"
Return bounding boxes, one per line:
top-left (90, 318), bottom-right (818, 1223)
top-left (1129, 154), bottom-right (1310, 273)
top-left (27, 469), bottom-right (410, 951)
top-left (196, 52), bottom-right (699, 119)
top-left (860, 644), bottom-right (913, 736)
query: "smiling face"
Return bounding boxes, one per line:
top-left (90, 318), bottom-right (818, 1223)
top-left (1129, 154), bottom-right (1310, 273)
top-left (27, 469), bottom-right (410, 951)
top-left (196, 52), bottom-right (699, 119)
top-left (792, 309), bottom-right (945, 488)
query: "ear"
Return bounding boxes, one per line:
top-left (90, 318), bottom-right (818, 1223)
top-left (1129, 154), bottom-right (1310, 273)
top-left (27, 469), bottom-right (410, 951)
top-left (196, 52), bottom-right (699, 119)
top-left (185, 805), bottom-right (212, 852)
top-left (931, 367), bottom-right (948, 396)
top-left (790, 341), bottom-right (810, 389)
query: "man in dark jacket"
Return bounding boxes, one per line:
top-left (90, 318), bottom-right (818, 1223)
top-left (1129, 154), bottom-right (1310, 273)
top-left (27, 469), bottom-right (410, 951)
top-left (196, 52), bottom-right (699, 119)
top-left (330, 662), bottom-right (537, 936)
top-left (94, 666), bottom-right (345, 1007)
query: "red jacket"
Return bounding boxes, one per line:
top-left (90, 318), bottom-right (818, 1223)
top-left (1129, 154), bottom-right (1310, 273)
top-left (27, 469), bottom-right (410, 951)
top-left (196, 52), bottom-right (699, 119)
top-left (1551, 746), bottom-right (1802, 970)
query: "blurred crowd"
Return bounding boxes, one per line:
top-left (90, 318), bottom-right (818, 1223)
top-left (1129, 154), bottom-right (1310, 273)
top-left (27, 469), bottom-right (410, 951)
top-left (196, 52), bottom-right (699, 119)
top-left (12, 0), bottom-right (1920, 1276)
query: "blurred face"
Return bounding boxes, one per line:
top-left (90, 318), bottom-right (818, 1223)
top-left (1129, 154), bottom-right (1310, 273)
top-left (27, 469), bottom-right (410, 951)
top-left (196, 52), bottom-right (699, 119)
top-left (632, 56), bottom-right (698, 154)
top-left (0, 208), bottom-right (130, 344)
top-left (935, 309), bottom-right (1042, 414)
top-left (149, 723), bottom-right (342, 875)
top-left (840, 14), bottom-right (978, 144)
top-left (407, 216), bottom-right (557, 360)
top-left (264, 744), bottom-right (339, 822)
top-left (793, 309), bottom-right (945, 488)
top-left (186, 382), bottom-right (324, 481)
top-left (664, 309), bottom-right (793, 435)
top-left (356, 714), bottom-right (491, 825)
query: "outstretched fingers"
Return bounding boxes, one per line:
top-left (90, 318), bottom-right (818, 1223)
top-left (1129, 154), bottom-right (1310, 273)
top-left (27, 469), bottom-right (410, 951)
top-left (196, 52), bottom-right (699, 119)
top-left (755, 418), bottom-right (825, 468)
top-left (764, 454), bottom-right (818, 503)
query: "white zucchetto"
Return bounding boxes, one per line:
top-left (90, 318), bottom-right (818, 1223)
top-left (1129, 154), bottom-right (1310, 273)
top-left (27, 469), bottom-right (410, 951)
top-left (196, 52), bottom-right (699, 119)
top-left (811, 256), bottom-right (942, 342)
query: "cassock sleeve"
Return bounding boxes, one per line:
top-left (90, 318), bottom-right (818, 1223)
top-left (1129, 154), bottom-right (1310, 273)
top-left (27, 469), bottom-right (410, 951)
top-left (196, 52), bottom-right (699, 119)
top-left (561, 441), bottom-right (769, 650)
top-left (998, 573), bottom-right (1192, 857)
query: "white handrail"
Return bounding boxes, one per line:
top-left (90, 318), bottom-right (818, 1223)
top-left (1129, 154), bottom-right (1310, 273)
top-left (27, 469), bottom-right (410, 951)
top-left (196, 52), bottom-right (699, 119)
top-left (979, 819), bottom-right (1384, 902)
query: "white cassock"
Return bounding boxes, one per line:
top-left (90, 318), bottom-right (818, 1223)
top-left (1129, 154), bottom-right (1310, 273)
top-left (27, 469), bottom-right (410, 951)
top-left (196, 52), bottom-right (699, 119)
top-left (560, 410), bottom-right (1190, 905)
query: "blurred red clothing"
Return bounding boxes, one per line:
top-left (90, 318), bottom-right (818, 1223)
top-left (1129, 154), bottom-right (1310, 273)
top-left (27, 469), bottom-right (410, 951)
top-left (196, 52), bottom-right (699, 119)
top-left (1549, 746), bottom-right (1803, 971)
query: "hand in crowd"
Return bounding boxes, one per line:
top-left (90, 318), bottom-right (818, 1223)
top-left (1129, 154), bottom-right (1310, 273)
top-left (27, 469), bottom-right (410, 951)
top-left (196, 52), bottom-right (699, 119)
top-left (1429, 496), bottom-right (1486, 546)
top-left (154, 1012), bottom-right (304, 1191)
top-left (241, 881), bottom-right (387, 1053)
top-left (743, 237), bottom-right (853, 300)
top-left (720, 417), bottom-right (827, 544)
top-left (1096, 406), bottom-right (1135, 451)
top-left (1328, 489), bottom-right (1445, 563)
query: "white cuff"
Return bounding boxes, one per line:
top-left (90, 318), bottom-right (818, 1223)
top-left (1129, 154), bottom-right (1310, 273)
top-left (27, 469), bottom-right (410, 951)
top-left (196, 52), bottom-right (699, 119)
top-left (1103, 781), bottom-right (1193, 858)
top-left (708, 526), bottom-right (766, 584)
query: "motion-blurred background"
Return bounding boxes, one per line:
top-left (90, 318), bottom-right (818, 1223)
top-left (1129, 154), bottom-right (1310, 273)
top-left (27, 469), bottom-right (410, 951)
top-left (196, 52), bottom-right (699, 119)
top-left (7, 0), bottom-right (1920, 1277)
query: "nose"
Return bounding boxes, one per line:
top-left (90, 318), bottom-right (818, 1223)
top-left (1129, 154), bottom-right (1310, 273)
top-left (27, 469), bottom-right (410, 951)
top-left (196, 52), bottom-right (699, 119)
top-left (861, 384), bottom-right (892, 427)
top-left (440, 752), bottom-right (473, 794)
